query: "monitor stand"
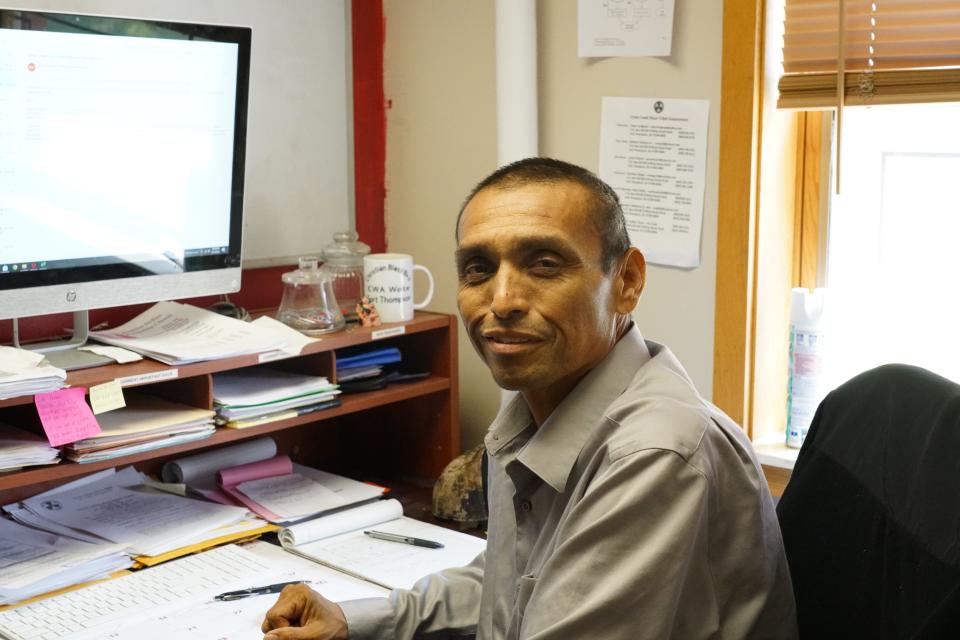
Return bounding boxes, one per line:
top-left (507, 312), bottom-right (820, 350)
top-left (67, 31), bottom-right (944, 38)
top-left (13, 311), bottom-right (113, 372)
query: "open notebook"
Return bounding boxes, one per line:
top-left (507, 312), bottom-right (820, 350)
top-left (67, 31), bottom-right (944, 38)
top-left (279, 498), bottom-right (486, 590)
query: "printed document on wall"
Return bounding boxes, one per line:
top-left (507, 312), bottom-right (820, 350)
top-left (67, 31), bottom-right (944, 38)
top-left (578, 0), bottom-right (674, 57)
top-left (599, 97), bottom-right (709, 268)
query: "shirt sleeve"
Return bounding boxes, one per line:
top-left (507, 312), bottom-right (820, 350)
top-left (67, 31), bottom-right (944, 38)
top-left (518, 449), bottom-right (715, 640)
top-left (339, 549), bottom-right (486, 640)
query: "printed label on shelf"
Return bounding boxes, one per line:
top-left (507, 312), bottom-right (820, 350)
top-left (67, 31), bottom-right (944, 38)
top-left (258, 350), bottom-right (289, 364)
top-left (371, 326), bottom-right (405, 341)
top-left (116, 369), bottom-right (180, 387)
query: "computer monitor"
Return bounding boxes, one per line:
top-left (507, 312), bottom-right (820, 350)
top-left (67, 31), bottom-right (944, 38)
top-left (0, 9), bottom-right (251, 368)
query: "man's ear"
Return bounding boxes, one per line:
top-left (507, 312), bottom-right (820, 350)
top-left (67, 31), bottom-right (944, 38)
top-left (614, 248), bottom-right (645, 315)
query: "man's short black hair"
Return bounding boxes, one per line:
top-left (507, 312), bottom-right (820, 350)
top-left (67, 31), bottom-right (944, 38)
top-left (456, 157), bottom-right (630, 272)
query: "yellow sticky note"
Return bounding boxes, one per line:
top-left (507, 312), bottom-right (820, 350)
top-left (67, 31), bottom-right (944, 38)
top-left (89, 380), bottom-right (126, 415)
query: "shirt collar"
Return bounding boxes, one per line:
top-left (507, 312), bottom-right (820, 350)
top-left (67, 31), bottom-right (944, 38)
top-left (485, 325), bottom-right (651, 492)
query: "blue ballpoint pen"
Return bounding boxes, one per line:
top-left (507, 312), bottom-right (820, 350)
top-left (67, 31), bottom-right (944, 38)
top-left (214, 580), bottom-right (311, 601)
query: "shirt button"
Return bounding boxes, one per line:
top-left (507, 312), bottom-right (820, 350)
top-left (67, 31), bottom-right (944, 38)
top-left (520, 500), bottom-right (532, 513)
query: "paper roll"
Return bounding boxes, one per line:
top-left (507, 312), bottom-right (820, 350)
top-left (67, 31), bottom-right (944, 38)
top-left (160, 437), bottom-right (277, 483)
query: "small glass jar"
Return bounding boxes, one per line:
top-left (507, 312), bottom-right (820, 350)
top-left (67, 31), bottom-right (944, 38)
top-left (277, 256), bottom-right (345, 335)
top-left (321, 230), bottom-right (370, 320)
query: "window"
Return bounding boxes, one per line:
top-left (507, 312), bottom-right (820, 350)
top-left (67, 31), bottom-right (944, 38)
top-left (715, 0), bottom-right (960, 446)
top-left (822, 102), bottom-right (960, 388)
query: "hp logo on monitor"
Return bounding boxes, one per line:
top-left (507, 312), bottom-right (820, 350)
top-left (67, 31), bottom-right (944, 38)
top-left (66, 290), bottom-right (77, 302)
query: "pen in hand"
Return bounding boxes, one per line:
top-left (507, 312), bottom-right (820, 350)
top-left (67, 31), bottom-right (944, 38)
top-left (363, 530), bottom-right (444, 549)
top-left (214, 580), bottom-right (310, 601)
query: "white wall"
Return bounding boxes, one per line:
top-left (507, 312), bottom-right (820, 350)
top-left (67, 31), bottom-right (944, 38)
top-left (383, 0), bottom-right (723, 448)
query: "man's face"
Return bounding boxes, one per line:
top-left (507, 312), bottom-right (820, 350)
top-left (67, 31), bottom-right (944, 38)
top-left (455, 181), bottom-right (622, 408)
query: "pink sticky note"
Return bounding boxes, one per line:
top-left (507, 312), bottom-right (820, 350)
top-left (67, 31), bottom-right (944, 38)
top-left (35, 387), bottom-right (102, 447)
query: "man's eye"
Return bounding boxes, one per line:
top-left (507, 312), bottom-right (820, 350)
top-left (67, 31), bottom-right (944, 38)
top-left (462, 262), bottom-right (491, 282)
top-left (530, 257), bottom-right (562, 274)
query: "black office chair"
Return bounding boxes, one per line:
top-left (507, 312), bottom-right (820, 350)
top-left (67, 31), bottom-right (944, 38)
top-left (777, 364), bottom-right (960, 638)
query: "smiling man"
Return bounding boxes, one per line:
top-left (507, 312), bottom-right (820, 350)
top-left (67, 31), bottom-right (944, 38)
top-left (263, 158), bottom-right (797, 640)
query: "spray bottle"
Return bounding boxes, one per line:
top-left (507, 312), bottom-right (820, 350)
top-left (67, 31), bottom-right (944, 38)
top-left (786, 288), bottom-right (827, 448)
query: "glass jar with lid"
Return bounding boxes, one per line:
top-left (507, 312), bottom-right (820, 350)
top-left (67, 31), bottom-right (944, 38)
top-left (277, 256), bottom-right (345, 335)
top-left (320, 230), bottom-right (370, 320)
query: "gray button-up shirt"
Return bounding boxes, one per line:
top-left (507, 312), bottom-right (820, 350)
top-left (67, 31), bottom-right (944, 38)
top-left (341, 327), bottom-right (797, 639)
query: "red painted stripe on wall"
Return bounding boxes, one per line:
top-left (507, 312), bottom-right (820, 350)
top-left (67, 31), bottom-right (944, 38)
top-left (352, 0), bottom-right (387, 254)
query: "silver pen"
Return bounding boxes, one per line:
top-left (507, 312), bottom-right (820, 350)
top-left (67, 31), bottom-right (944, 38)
top-left (363, 530), bottom-right (445, 549)
top-left (214, 580), bottom-right (310, 601)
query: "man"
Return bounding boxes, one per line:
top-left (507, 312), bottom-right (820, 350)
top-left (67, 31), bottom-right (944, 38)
top-left (263, 158), bottom-right (797, 639)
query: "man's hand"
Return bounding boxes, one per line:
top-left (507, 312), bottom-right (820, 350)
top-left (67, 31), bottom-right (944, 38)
top-left (261, 583), bottom-right (349, 640)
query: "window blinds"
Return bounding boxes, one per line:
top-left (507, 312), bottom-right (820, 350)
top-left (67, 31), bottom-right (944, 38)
top-left (779, 0), bottom-right (960, 108)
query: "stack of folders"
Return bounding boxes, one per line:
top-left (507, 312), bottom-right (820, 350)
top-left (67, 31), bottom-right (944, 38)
top-left (0, 346), bottom-right (66, 401)
top-left (60, 393), bottom-right (216, 463)
top-left (0, 424), bottom-right (60, 472)
top-left (0, 517), bottom-right (130, 606)
top-left (335, 347), bottom-right (402, 391)
top-left (212, 368), bottom-right (341, 429)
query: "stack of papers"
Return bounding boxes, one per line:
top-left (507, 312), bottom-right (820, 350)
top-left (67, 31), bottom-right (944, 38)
top-left (5, 467), bottom-right (249, 557)
top-left (60, 393), bottom-right (216, 463)
top-left (0, 517), bottom-right (130, 605)
top-left (0, 346), bottom-right (66, 400)
top-left (213, 368), bottom-right (341, 429)
top-left (0, 424), bottom-right (60, 472)
top-left (89, 301), bottom-right (285, 365)
top-left (336, 347), bottom-right (401, 382)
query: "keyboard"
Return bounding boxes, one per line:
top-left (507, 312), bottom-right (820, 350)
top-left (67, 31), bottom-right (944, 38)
top-left (0, 545), bottom-right (273, 640)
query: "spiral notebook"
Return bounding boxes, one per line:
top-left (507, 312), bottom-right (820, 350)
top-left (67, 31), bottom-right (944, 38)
top-left (279, 498), bottom-right (486, 590)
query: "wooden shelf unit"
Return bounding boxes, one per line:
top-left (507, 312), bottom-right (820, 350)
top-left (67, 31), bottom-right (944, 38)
top-left (0, 311), bottom-right (460, 504)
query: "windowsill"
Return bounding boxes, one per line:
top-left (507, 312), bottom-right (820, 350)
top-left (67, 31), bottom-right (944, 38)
top-left (752, 435), bottom-right (800, 470)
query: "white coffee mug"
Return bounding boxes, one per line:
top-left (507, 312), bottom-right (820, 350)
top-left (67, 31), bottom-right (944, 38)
top-left (363, 253), bottom-right (435, 323)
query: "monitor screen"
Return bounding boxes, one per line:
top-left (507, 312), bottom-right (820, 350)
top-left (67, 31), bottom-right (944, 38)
top-left (0, 9), bottom-right (250, 320)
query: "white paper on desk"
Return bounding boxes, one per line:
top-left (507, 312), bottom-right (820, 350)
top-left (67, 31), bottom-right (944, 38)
top-left (599, 96), bottom-right (710, 268)
top-left (578, 0), bottom-right (674, 57)
top-left (20, 469), bottom-right (248, 556)
top-left (61, 542), bottom-right (386, 640)
top-left (90, 301), bottom-right (284, 364)
top-left (0, 518), bottom-right (129, 604)
top-left (127, 550), bottom-right (385, 640)
top-left (236, 473), bottom-right (348, 521)
top-left (3, 468), bottom-right (120, 543)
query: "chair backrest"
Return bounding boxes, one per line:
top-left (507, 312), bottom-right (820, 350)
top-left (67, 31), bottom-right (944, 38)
top-left (777, 364), bottom-right (960, 638)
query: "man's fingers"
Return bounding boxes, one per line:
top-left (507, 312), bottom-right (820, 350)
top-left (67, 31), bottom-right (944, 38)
top-left (262, 621), bottom-right (325, 640)
top-left (262, 586), bottom-right (308, 632)
top-left (261, 615), bottom-right (291, 633)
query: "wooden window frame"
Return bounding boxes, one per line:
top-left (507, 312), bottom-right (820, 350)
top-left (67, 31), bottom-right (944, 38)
top-left (714, 0), bottom-right (765, 436)
top-left (715, 0), bottom-right (828, 440)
